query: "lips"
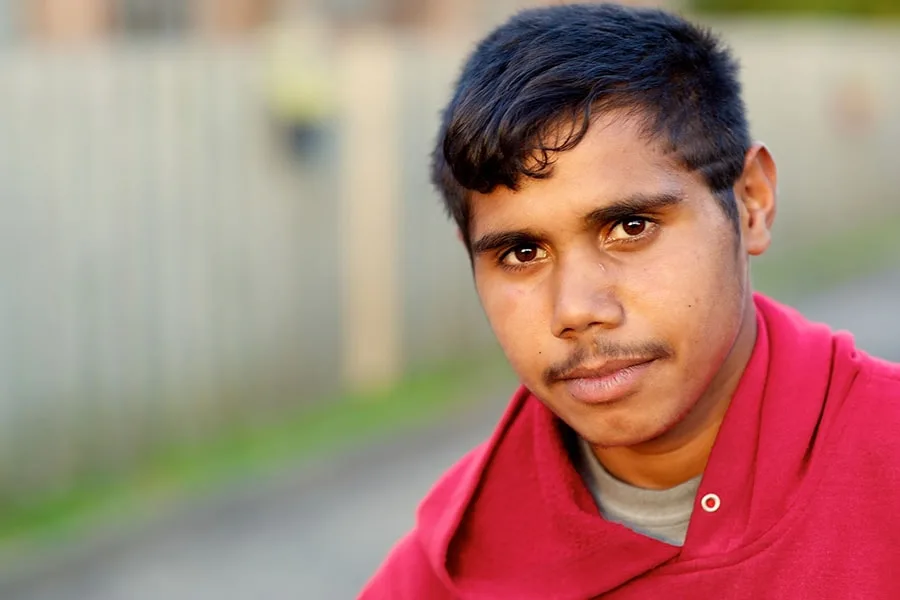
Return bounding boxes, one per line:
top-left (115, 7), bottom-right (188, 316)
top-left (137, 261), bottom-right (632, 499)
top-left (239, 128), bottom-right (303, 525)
top-left (559, 358), bottom-right (657, 405)
top-left (559, 357), bottom-right (657, 381)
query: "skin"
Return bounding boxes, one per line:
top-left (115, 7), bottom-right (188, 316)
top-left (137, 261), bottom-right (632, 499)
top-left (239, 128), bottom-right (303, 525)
top-left (467, 113), bottom-right (777, 490)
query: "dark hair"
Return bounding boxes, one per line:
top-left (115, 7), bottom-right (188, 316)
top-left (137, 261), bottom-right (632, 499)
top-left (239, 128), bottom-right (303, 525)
top-left (431, 3), bottom-right (750, 247)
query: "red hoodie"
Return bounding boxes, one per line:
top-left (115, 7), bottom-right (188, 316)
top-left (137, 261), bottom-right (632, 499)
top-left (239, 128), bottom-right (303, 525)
top-left (360, 295), bottom-right (900, 599)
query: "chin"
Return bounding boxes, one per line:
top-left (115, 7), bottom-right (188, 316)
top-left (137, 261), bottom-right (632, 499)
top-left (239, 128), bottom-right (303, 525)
top-left (581, 427), bottom-right (665, 449)
top-left (576, 409), bottom-right (685, 449)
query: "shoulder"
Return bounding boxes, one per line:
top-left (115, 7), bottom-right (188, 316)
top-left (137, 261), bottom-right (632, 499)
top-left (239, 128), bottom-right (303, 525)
top-left (834, 350), bottom-right (900, 445)
top-left (417, 387), bottom-right (534, 533)
top-left (357, 531), bottom-right (455, 600)
top-left (850, 351), bottom-right (900, 406)
top-left (862, 352), bottom-right (900, 383)
top-left (358, 442), bottom-right (491, 600)
top-left (418, 438), bottom-right (491, 517)
top-left (359, 386), bottom-right (533, 598)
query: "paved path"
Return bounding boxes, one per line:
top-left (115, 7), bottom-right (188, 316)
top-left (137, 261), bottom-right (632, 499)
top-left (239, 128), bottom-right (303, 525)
top-left (0, 401), bottom-right (506, 600)
top-left (2, 269), bottom-right (898, 600)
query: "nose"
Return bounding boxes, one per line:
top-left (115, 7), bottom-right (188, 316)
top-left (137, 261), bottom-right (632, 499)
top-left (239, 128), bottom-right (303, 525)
top-left (550, 253), bottom-right (624, 339)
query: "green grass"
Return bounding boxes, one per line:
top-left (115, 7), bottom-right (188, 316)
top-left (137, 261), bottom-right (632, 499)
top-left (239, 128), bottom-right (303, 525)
top-left (0, 353), bottom-right (513, 558)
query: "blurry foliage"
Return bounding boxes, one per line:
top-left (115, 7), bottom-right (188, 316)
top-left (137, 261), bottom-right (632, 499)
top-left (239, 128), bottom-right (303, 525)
top-left (692, 0), bottom-right (900, 15)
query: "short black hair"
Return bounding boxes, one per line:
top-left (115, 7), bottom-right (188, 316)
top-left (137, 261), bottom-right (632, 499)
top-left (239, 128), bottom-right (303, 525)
top-left (431, 3), bottom-right (750, 247)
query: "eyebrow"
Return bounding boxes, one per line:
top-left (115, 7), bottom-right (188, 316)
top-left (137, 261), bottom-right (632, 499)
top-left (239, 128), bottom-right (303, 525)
top-left (470, 230), bottom-right (547, 257)
top-left (470, 191), bottom-right (685, 257)
top-left (583, 191), bottom-right (685, 228)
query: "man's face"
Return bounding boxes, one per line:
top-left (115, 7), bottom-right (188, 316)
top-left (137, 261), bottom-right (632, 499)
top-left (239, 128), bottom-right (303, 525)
top-left (469, 115), bottom-right (763, 448)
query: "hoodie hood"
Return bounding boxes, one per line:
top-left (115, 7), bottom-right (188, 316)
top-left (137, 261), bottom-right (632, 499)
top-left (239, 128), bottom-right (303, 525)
top-left (412, 294), bottom-right (862, 599)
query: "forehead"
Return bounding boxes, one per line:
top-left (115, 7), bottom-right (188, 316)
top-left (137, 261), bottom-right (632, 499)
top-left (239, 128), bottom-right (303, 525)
top-left (468, 114), bottom-right (696, 235)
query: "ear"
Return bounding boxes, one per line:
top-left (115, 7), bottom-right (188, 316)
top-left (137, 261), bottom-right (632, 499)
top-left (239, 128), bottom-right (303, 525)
top-left (735, 143), bottom-right (777, 257)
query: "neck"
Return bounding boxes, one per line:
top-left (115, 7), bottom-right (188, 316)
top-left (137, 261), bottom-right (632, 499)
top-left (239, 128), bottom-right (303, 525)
top-left (591, 297), bottom-right (759, 490)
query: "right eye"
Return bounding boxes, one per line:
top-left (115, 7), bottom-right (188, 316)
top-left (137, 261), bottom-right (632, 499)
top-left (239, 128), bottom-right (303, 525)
top-left (500, 244), bottom-right (548, 268)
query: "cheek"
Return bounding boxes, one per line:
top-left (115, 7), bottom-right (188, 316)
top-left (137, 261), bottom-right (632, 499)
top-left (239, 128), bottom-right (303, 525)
top-left (477, 278), bottom-right (548, 367)
top-left (689, 263), bottom-right (745, 356)
top-left (626, 236), bottom-right (743, 349)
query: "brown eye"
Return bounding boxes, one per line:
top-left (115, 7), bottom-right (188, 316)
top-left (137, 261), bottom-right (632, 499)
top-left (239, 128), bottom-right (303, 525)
top-left (501, 244), bottom-right (548, 267)
top-left (622, 219), bottom-right (647, 236)
top-left (609, 217), bottom-right (656, 243)
top-left (514, 246), bottom-right (539, 262)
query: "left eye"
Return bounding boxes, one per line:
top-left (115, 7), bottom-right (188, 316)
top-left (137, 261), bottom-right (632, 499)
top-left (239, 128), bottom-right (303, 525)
top-left (501, 244), bottom-right (548, 266)
top-left (610, 218), bottom-right (650, 240)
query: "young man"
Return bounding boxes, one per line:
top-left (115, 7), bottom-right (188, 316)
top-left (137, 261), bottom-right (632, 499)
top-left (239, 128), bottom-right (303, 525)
top-left (361, 4), bottom-right (900, 599)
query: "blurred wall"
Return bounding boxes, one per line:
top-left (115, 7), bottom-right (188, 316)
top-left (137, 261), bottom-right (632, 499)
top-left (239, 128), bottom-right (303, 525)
top-left (0, 15), bottom-right (897, 495)
top-left (0, 42), bottom-right (345, 489)
top-left (715, 19), bottom-right (900, 248)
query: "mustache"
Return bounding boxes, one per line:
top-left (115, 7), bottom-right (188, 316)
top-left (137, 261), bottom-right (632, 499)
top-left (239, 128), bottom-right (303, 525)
top-left (543, 339), bottom-right (674, 385)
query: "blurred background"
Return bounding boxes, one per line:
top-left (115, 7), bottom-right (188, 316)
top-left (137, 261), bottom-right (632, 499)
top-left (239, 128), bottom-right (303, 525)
top-left (0, 0), bottom-right (897, 598)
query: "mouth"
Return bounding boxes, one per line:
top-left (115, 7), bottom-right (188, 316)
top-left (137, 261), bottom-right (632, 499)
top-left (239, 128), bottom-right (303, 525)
top-left (558, 358), bottom-right (658, 405)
